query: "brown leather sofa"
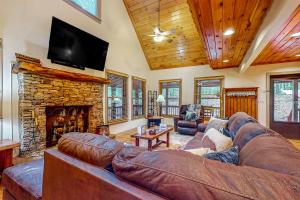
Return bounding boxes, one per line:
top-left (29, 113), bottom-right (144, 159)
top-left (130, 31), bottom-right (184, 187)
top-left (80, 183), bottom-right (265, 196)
top-left (173, 105), bottom-right (204, 135)
top-left (2, 112), bottom-right (300, 200)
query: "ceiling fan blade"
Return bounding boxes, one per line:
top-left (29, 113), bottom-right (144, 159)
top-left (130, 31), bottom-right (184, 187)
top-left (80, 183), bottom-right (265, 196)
top-left (162, 29), bottom-right (176, 36)
top-left (154, 27), bottom-right (161, 34)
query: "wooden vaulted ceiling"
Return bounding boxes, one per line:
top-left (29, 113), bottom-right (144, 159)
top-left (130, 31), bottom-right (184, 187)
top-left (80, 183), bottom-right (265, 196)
top-left (124, 0), bottom-right (273, 70)
top-left (252, 5), bottom-right (300, 66)
top-left (123, 0), bottom-right (208, 70)
top-left (188, 0), bottom-right (272, 69)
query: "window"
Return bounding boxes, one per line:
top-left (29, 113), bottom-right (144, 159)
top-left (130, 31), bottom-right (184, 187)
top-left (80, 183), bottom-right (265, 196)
top-left (194, 76), bottom-right (224, 118)
top-left (132, 77), bottom-right (146, 119)
top-left (64, 0), bottom-right (101, 23)
top-left (106, 70), bottom-right (128, 124)
top-left (159, 79), bottom-right (182, 116)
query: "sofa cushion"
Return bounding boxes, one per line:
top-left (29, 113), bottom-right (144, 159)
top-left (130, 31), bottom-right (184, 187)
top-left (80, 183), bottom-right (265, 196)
top-left (58, 132), bottom-right (124, 168)
top-left (228, 112), bottom-right (256, 138)
top-left (183, 132), bottom-right (216, 151)
top-left (205, 117), bottom-right (228, 133)
top-left (239, 131), bottom-right (300, 177)
top-left (233, 122), bottom-right (266, 150)
top-left (205, 128), bottom-right (233, 151)
top-left (113, 147), bottom-right (300, 200)
top-left (2, 159), bottom-right (43, 200)
top-left (177, 120), bottom-right (197, 128)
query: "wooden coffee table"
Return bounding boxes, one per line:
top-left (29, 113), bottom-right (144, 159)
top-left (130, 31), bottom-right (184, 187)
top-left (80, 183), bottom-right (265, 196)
top-left (132, 127), bottom-right (173, 151)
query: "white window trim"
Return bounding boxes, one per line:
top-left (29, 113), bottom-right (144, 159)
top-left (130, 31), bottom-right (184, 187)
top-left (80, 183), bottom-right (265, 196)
top-left (0, 38), bottom-right (3, 140)
top-left (63, 0), bottom-right (102, 24)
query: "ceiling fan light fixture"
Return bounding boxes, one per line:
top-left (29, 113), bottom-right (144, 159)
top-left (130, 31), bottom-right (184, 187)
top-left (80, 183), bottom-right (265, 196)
top-left (291, 32), bottom-right (300, 37)
top-left (154, 35), bottom-right (165, 42)
top-left (295, 54), bottom-right (300, 57)
top-left (223, 59), bottom-right (230, 63)
top-left (223, 28), bottom-right (235, 36)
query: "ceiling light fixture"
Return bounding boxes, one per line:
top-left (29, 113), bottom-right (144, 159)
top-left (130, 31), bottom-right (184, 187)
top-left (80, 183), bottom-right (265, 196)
top-left (223, 59), bottom-right (229, 63)
top-left (296, 54), bottom-right (300, 57)
top-left (291, 32), bottom-right (300, 37)
top-left (223, 28), bottom-right (235, 36)
top-left (153, 35), bottom-right (165, 42)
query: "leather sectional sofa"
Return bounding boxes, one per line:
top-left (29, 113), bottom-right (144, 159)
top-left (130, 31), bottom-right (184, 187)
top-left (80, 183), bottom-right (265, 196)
top-left (2, 112), bottom-right (300, 200)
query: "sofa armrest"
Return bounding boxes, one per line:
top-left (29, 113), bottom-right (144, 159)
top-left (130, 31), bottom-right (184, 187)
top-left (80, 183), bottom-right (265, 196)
top-left (43, 149), bottom-right (165, 200)
top-left (197, 123), bottom-right (207, 133)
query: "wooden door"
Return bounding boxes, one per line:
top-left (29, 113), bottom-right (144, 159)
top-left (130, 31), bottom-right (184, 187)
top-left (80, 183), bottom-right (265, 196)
top-left (270, 74), bottom-right (300, 139)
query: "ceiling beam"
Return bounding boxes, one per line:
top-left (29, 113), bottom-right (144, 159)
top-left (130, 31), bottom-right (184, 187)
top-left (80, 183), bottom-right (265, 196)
top-left (239, 0), bottom-right (300, 73)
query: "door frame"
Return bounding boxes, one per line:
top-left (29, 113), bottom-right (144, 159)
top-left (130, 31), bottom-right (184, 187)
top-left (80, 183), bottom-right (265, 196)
top-left (267, 71), bottom-right (300, 128)
top-left (268, 72), bottom-right (300, 139)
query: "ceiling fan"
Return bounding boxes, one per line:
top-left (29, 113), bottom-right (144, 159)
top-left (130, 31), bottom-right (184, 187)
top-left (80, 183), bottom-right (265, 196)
top-left (147, 0), bottom-right (176, 42)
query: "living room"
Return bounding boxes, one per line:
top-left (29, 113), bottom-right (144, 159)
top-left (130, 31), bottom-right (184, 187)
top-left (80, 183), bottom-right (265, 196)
top-left (0, 0), bottom-right (300, 199)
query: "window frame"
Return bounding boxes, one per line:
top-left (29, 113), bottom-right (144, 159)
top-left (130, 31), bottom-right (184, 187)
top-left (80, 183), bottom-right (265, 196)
top-left (63, 0), bottom-right (102, 23)
top-left (194, 76), bottom-right (224, 118)
top-left (159, 79), bottom-right (182, 117)
top-left (106, 69), bottom-right (129, 125)
top-left (131, 76), bottom-right (146, 120)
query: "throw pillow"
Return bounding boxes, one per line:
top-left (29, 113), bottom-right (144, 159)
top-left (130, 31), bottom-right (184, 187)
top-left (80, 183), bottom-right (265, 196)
top-left (220, 127), bottom-right (235, 140)
top-left (185, 111), bottom-right (197, 121)
top-left (205, 128), bottom-right (233, 151)
top-left (187, 104), bottom-right (202, 118)
top-left (205, 117), bottom-right (228, 133)
top-left (184, 148), bottom-right (214, 156)
top-left (204, 146), bottom-right (239, 165)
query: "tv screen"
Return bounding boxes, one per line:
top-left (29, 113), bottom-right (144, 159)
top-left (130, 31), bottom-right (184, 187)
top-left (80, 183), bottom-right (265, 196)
top-left (47, 17), bottom-right (109, 71)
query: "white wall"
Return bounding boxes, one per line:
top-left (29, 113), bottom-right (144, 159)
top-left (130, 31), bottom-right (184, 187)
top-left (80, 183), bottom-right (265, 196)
top-left (148, 63), bottom-right (300, 126)
top-left (1, 0), bottom-right (150, 139)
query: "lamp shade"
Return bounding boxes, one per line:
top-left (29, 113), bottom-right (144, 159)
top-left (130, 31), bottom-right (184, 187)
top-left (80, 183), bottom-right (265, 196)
top-left (156, 95), bottom-right (165, 103)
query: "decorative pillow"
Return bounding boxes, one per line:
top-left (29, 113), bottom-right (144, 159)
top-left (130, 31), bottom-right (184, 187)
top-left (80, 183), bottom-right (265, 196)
top-left (205, 128), bottom-right (233, 151)
top-left (204, 146), bottom-right (239, 165)
top-left (205, 117), bottom-right (228, 133)
top-left (220, 127), bottom-right (235, 140)
top-left (187, 104), bottom-right (202, 118)
top-left (185, 111), bottom-right (197, 121)
top-left (184, 148), bottom-right (214, 156)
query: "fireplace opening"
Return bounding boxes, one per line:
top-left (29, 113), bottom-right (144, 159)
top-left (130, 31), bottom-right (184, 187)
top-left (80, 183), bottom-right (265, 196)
top-left (46, 106), bottom-right (90, 147)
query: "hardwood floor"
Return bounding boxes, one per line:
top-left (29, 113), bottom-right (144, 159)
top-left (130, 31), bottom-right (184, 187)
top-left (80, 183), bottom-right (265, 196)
top-left (290, 140), bottom-right (300, 149)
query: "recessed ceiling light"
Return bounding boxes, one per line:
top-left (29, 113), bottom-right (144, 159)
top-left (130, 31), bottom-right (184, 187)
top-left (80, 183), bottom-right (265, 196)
top-left (223, 60), bottom-right (229, 63)
top-left (296, 54), bottom-right (300, 57)
top-left (223, 28), bottom-right (235, 36)
top-left (291, 32), bottom-right (300, 37)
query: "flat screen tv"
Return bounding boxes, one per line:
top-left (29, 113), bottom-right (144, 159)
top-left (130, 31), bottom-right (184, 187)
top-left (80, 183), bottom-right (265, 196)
top-left (47, 17), bottom-right (109, 71)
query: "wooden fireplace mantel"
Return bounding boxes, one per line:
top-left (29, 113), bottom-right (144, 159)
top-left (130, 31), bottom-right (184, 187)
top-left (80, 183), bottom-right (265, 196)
top-left (12, 53), bottom-right (111, 84)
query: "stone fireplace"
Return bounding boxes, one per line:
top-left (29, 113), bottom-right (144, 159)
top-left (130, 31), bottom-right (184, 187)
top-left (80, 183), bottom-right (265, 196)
top-left (14, 54), bottom-right (110, 157)
top-left (45, 105), bottom-right (90, 147)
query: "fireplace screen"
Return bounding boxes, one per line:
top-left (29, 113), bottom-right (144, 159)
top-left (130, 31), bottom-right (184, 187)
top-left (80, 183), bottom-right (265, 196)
top-left (46, 106), bottom-right (90, 147)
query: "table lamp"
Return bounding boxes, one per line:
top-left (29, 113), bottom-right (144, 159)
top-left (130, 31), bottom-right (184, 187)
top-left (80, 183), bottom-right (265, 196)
top-left (156, 95), bottom-right (165, 116)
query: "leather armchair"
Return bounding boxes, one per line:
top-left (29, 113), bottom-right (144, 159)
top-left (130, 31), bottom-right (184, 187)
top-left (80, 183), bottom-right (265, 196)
top-left (174, 105), bottom-right (204, 136)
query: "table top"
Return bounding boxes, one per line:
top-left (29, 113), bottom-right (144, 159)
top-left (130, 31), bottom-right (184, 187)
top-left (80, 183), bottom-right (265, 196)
top-left (0, 140), bottom-right (20, 151)
top-left (132, 127), bottom-right (173, 140)
top-left (146, 116), bottom-right (164, 120)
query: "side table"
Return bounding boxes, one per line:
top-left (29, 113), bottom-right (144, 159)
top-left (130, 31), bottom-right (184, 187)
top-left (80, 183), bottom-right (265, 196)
top-left (0, 140), bottom-right (20, 173)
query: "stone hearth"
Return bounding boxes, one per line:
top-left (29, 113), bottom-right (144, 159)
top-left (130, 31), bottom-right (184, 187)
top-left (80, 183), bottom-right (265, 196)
top-left (14, 54), bottom-right (109, 157)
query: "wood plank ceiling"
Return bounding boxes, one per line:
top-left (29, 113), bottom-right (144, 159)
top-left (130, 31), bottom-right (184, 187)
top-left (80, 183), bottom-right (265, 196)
top-left (188, 0), bottom-right (272, 69)
top-left (252, 5), bottom-right (300, 66)
top-left (123, 0), bottom-right (208, 70)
